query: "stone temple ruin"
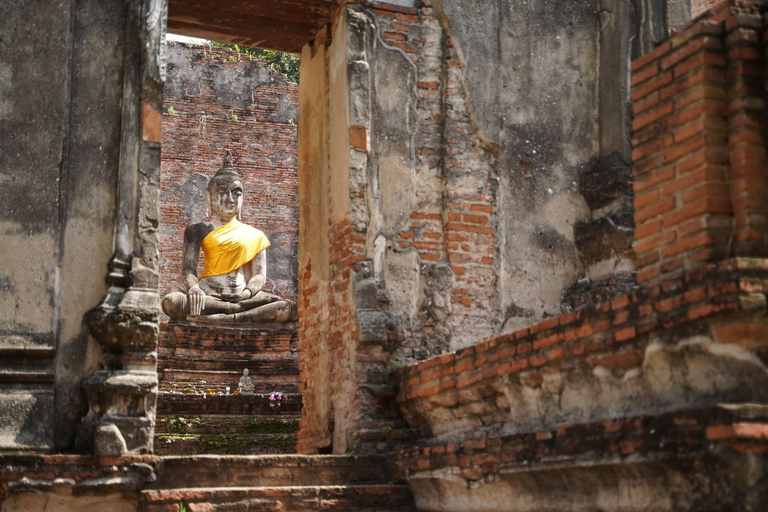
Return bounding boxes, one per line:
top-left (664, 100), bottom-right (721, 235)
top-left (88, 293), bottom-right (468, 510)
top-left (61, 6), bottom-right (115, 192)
top-left (1, 0), bottom-right (768, 510)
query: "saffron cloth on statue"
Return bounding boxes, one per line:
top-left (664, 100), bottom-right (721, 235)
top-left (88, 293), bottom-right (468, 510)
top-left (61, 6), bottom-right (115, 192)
top-left (161, 150), bottom-right (296, 324)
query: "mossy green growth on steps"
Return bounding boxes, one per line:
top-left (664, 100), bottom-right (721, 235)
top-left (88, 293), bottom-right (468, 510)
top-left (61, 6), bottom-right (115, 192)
top-left (155, 432), bottom-right (298, 455)
top-left (159, 415), bottom-right (299, 435)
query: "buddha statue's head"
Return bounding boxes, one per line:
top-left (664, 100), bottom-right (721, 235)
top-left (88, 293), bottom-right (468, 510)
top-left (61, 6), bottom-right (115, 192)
top-left (206, 150), bottom-right (244, 221)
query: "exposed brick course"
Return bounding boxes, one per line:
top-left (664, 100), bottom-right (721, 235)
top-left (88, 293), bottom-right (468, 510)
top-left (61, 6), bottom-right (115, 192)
top-left (396, 258), bottom-right (768, 438)
top-left (631, 1), bottom-right (767, 284)
top-left (391, 404), bottom-right (768, 481)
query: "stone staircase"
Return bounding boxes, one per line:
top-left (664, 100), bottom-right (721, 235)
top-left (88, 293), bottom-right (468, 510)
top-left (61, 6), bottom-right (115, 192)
top-left (140, 455), bottom-right (416, 511)
top-left (155, 322), bottom-right (302, 455)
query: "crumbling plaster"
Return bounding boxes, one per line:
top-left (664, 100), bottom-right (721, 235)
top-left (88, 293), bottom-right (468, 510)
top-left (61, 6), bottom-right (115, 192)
top-left (407, 456), bottom-right (748, 512)
top-left (394, 0), bottom-right (601, 341)
top-left (0, 0), bottom-right (125, 451)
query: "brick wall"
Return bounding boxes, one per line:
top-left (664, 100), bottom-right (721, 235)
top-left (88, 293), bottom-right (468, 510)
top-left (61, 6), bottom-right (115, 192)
top-left (392, 1), bottom-right (768, 505)
top-left (396, 258), bottom-right (768, 440)
top-left (160, 43), bottom-right (299, 302)
top-left (368, 0), bottom-right (499, 358)
top-left (631, 0), bottom-right (767, 285)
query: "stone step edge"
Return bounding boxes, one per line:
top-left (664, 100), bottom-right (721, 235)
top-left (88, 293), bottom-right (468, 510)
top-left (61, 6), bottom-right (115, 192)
top-left (154, 454), bottom-right (392, 467)
top-left (155, 428), bottom-right (299, 434)
top-left (142, 484), bottom-right (412, 502)
top-left (159, 368), bottom-right (298, 376)
top-left (159, 355), bottom-right (298, 362)
top-left (154, 432), bottom-right (298, 437)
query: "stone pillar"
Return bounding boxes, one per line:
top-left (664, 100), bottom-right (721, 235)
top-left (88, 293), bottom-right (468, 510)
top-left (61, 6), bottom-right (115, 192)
top-left (297, 4), bottom-right (418, 454)
top-left (0, 0), bottom-right (153, 452)
top-left (81, 0), bottom-right (167, 455)
top-left (297, 16), bottom-right (349, 454)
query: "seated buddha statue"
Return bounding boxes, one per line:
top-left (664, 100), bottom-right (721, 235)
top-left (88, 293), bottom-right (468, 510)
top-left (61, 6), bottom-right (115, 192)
top-left (238, 369), bottom-right (255, 395)
top-left (161, 151), bottom-right (297, 324)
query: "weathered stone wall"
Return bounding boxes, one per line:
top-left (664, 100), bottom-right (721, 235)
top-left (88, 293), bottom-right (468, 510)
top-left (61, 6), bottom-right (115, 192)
top-left (160, 43), bottom-right (299, 303)
top-left (296, 16), bottom-right (362, 454)
top-left (0, 0), bottom-right (128, 451)
top-left (348, 0), bottom-right (619, 359)
top-left (391, 2), bottom-right (768, 509)
top-left (693, 0), bottom-right (723, 17)
top-left (296, 0), bottom-right (638, 454)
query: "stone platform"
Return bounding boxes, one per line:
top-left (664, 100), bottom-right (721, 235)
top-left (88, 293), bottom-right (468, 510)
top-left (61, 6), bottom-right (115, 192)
top-left (0, 454), bottom-right (416, 511)
top-left (155, 322), bottom-right (301, 455)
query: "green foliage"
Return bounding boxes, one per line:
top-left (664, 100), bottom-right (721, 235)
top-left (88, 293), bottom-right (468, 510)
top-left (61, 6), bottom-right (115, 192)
top-left (210, 42), bottom-right (300, 84)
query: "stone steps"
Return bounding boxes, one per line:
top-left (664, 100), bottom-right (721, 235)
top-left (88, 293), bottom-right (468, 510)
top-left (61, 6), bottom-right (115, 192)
top-left (150, 455), bottom-right (399, 488)
top-left (141, 484), bottom-right (415, 511)
top-left (157, 321), bottom-right (302, 456)
top-left (158, 369), bottom-right (299, 394)
top-left (157, 393), bottom-right (302, 416)
top-left (154, 414), bottom-right (300, 455)
top-left (156, 414), bottom-right (300, 435)
top-left (140, 456), bottom-right (417, 510)
top-left (159, 356), bottom-right (300, 373)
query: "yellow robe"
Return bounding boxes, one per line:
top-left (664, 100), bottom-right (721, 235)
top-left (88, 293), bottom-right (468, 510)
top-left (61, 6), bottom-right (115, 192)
top-left (200, 219), bottom-right (270, 278)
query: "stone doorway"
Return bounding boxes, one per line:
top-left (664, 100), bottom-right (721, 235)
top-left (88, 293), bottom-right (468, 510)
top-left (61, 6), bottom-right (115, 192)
top-left (156, 39), bottom-right (301, 454)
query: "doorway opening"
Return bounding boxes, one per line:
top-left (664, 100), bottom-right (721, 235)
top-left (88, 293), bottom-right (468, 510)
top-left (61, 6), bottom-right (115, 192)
top-left (155, 29), bottom-right (304, 455)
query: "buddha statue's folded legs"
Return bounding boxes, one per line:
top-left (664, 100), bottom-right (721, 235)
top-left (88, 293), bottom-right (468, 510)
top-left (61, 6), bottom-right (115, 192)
top-left (161, 290), bottom-right (297, 323)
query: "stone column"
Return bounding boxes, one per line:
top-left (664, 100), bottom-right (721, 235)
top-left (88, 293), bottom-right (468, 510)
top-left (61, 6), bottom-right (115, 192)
top-left (82, 0), bottom-right (167, 455)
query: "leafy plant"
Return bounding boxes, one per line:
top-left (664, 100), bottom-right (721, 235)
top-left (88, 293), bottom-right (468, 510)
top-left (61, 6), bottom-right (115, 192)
top-left (210, 42), bottom-right (299, 84)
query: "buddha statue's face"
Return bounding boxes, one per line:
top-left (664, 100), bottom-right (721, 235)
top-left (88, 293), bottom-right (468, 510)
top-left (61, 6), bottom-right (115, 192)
top-left (208, 178), bottom-right (243, 220)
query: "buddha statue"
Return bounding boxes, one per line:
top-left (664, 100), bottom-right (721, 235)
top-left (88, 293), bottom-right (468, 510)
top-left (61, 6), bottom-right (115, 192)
top-left (161, 151), bottom-right (297, 324)
top-left (238, 369), bottom-right (254, 395)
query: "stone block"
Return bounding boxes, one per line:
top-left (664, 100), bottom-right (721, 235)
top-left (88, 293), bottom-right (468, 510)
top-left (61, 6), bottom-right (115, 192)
top-left (0, 391), bottom-right (54, 451)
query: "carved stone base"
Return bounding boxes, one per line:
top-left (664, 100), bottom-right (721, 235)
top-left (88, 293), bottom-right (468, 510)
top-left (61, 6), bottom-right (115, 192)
top-left (84, 286), bottom-right (160, 455)
top-left (81, 369), bottom-right (157, 455)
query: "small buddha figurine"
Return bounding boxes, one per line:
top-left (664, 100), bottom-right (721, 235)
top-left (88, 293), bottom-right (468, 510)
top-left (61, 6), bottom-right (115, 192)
top-left (161, 151), bottom-right (297, 323)
top-left (238, 369), bottom-right (254, 395)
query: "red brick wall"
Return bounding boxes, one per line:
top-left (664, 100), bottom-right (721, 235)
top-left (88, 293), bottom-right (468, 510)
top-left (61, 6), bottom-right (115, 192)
top-left (160, 43), bottom-right (299, 302)
top-left (295, 27), bottom-right (368, 453)
top-left (393, 0), bottom-right (768, 472)
top-left (631, 0), bottom-right (767, 285)
top-left (370, 0), bottom-right (499, 356)
top-left (396, 258), bottom-right (768, 439)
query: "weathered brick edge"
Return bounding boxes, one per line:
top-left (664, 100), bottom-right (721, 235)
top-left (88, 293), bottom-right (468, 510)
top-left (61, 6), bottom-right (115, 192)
top-left (395, 257), bottom-right (768, 429)
top-left (389, 404), bottom-right (768, 482)
top-left (0, 455), bottom-right (157, 497)
top-left (631, 0), bottom-right (768, 284)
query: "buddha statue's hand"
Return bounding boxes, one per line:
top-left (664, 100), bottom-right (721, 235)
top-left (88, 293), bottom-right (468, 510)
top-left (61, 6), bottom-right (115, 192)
top-left (187, 285), bottom-right (206, 316)
top-left (219, 288), bottom-right (253, 303)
